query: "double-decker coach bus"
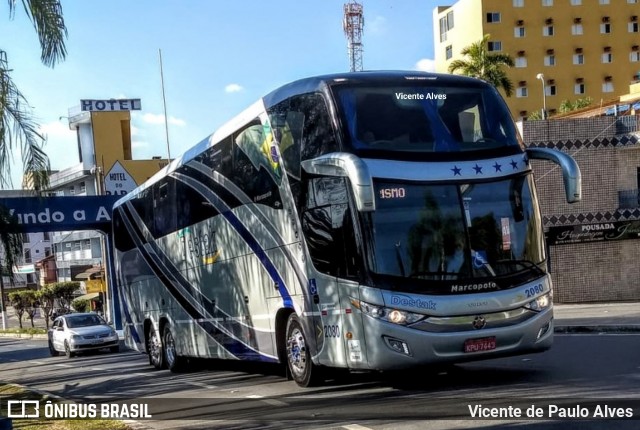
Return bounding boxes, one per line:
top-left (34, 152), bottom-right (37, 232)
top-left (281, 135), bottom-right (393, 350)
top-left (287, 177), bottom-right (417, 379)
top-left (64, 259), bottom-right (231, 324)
top-left (112, 71), bottom-right (581, 387)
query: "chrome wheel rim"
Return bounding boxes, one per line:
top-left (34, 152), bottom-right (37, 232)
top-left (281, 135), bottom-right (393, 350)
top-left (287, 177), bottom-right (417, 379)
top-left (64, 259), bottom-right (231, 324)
top-left (287, 327), bottom-right (307, 377)
top-left (149, 330), bottom-right (162, 365)
top-left (164, 330), bottom-right (176, 367)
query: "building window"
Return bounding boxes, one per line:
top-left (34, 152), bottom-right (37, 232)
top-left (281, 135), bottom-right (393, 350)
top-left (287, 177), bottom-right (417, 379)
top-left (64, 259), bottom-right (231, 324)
top-left (572, 24), bottom-right (583, 35)
top-left (542, 0), bottom-right (553, 5)
top-left (22, 233), bottom-right (29, 243)
top-left (486, 12), bottom-right (501, 23)
top-left (575, 83), bottom-right (585, 94)
top-left (543, 25), bottom-right (554, 36)
top-left (24, 249), bottom-right (31, 264)
top-left (79, 181), bottom-right (86, 193)
top-left (43, 231), bottom-right (50, 241)
top-left (26, 274), bottom-right (33, 284)
top-left (573, 53), bottom-right (585, 64)
top-left (629, 0), bottom-right (638, 3)
top-left (629, 22), bottom-right (639, 33)
top-left (445, 45), bottom-right (452, 59)
top-left (571, 0), bottom-right (581, 4)
top-left (544, 54), bottom-right (556, 66)
top-left (515, 57), bottom-right (527, 67)
top-left (68, 186), bottom-right (75, 195)
top-left (545, 85), bottom-right (557, 96)
top-left (631, 51), bottom-right (640, 62)
top-left (514, 26), bottom-right (525, 37)
top-left (45, 247), bottom-right (51, 257)
top-left (439, 11), bottom-right (454, 42)
top-left (599, 0), bottom-right (610, 4)
top-left (513, 0), bottom-right (524, 6)
top-left (602, 81), bottom-right (614, 92)
top-left (600, 23), bottom-right (611, 34)
top-left (516, 87), bottom-right (528, 98)
top-left (602, 52), bottom-right (613, 63)
top-left (487, 41), bottom-right (502, 52)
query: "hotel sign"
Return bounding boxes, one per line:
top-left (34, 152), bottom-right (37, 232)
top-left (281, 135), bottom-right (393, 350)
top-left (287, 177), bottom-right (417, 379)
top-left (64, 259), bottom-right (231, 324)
top-left (80, 98), bottom-right (141, 112)
top-left (546, 220), bottom-right (640, 245)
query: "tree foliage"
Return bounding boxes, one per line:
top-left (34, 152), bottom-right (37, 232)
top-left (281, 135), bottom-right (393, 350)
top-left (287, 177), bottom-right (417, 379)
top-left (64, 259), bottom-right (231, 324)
top-left (448, 34), bottom-right (515, 97)
top-left (559, 97), bottom-right (594, 113)
top-left (1, 0), bottom-right (68, 189)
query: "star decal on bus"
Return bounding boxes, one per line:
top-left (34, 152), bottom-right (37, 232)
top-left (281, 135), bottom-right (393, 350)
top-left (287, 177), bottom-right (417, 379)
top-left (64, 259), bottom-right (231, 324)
top-left (451, 166), bottom-right (462, 176)
top-left (493, 162), bottom-right (502, 172)
top-left (510, 159), bottom-right (519, 170)
top-left (473, 164), bottom-right (483, 174)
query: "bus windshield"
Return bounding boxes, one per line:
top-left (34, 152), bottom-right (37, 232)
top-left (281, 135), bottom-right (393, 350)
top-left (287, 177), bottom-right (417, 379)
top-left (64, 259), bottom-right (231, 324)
top-left (334, 84), bottom-right (521, 153)
top-left (369, 176), bottom-right (545, 285)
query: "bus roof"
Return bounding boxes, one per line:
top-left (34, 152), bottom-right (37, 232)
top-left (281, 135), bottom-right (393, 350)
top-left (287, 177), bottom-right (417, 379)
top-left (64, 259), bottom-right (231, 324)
top-left (113, 71), bottom-right (491, 208)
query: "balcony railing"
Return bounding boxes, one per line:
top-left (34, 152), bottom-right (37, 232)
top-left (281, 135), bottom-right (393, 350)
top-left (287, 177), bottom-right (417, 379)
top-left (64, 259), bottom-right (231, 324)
top-left (618, 189), bottom-right (640, 208)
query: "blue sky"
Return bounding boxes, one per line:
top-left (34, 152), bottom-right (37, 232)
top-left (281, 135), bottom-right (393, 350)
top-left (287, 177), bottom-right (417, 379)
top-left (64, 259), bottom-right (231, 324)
top-left (2, 0), bottom-right (449, 188)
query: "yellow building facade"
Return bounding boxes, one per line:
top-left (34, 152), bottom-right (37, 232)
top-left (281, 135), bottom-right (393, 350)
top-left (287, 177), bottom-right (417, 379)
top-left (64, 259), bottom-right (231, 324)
top-left (434, 0), bottom-right (640, 120)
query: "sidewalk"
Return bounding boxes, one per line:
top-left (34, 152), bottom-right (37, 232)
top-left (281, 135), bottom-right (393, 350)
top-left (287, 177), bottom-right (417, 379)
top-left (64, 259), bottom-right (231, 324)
top-left (554, 302), bottom-right (640, 333)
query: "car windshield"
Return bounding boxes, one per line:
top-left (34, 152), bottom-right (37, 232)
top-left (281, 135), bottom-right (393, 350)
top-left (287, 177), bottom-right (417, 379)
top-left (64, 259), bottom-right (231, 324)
top-left (368, 175), bottom-right (545, 283)
top-left (66, 315), bottom-right (105, 328)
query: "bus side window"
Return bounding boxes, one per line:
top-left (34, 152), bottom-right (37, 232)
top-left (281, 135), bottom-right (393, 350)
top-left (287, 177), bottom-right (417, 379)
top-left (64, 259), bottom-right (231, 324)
top-left (153, 178), bottom-right (177, 238)
top-left (302, 177), bottom-right (359, 278)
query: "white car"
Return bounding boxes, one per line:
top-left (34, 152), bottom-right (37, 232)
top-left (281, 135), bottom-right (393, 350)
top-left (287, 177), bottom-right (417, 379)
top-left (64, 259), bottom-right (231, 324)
top-left (48, 312), bottom-right (119, 358)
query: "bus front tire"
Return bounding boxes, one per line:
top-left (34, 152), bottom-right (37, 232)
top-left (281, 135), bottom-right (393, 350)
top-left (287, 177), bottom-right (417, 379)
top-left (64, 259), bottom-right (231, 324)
top-left (163, 325), bottom-right (187, 372)
top-left (285, 314), bottom-right (322, 387)
top-left (148, 327), bottom-right (165, 369)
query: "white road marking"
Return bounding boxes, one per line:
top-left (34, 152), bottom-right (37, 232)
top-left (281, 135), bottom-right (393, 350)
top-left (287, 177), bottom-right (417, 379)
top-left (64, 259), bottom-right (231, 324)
top-left (186, 381), bottom-right (218, 390)
top-left (54, 364), bottom-right (72, 368)
top-left (342, 425), bottom-right (374, 430)
top-left (245, 394), bottom-right (288, 407)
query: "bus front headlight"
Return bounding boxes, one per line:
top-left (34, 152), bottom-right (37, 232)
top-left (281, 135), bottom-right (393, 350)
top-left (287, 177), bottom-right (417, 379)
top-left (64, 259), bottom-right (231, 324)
top-left (350, 298), bottom-right (425, 325)
top-left (524, 292), bottom-right (552, 312)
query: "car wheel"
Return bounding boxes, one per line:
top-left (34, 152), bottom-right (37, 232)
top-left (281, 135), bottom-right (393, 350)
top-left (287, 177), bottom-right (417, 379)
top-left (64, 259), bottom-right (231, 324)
top-left (64, 341), bottom-right (75, 358)
top-left (147, 326), bottom-right (165, 369)
top-left (163, 324), bottom-right (187, 372)
top-left (48, 339), bottom-right (59, 357)
top-left (285, 313), bottom-right (323, 387)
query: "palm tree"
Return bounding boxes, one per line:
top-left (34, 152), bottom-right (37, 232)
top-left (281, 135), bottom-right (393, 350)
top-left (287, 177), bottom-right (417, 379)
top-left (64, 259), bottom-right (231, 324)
top-left (448, 34), bottom-right (515, 97)
top-left (1, 0), bottom-right (68, 190)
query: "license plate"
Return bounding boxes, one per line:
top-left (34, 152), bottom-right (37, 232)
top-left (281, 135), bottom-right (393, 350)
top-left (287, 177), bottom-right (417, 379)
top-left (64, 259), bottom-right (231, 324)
top-left (464, 336), bottom-right (496, 353)
top-left (91, 340), bottom-right (104, 345)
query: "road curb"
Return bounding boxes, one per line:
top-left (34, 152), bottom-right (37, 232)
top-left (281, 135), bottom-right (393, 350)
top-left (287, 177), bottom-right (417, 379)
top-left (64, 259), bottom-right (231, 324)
top-left (0, 333), bottom-right (47, 339)
top-left (554, 325), bottom-right (640, 334)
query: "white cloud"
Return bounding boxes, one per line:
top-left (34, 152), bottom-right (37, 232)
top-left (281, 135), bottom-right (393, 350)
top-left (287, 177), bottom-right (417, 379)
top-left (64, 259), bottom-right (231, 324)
top-left (225, 83), bottom-right (244, 93)
top-left (132, 140), bottom-right (148, 149)
top-left (415, 58), bottom-right (436, 72)
top-left (130, 125), bottom-right (140, 136)
top-left (39, 120), bottom-right (75, 139)
top-left (141, 113), bottom-right (186, 127)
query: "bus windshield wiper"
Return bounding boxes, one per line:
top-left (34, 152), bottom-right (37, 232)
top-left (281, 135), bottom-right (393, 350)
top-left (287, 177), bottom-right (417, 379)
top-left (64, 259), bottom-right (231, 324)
top-left (395, 241), bottom-right (406, 277)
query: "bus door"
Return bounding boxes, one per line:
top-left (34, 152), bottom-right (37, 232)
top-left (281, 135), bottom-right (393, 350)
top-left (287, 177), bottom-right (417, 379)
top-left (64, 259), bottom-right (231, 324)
top-left (301, 176), bottom-right (360, 367)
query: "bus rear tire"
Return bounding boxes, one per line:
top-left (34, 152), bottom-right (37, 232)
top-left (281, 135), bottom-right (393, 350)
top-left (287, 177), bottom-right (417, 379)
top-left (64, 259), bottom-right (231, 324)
top-left (285, 313), bottom-right (322, 387)
top-left (148, 326), bottom-right (165, 369)
top-left (163, 324), bottom-right (187, 372)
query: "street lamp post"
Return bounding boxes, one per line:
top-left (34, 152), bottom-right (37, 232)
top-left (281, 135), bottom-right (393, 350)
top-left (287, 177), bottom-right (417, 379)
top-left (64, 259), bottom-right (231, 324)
top-left (536, 73), bottom-right (547, 119)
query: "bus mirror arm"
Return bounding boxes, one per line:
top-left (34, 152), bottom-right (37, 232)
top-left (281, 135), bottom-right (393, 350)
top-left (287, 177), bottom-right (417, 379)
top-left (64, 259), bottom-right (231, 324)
top-left (301, 153), bottom-right (376, 212)
top-left (526, 147), bottom-right (582, 203)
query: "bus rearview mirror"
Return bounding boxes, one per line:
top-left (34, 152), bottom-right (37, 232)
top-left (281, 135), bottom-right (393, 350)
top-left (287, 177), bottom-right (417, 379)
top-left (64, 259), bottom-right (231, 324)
top-left (526, 147), bottom-right (582, 203)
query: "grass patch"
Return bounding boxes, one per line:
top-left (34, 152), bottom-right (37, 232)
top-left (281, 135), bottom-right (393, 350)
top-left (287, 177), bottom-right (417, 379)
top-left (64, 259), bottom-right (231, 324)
top-left (0, 385), bottom-right (133, 430)
top-left (0, 327), bottom-right (47, 335)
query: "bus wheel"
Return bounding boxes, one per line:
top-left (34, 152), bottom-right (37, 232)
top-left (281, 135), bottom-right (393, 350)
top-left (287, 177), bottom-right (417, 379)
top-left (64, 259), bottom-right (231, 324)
top-left (163, 325), bottom-right (187, 372)
top-left (285, 314), bottom-right (322, 387)
top-left (148, 327), bottom-right (165, 369)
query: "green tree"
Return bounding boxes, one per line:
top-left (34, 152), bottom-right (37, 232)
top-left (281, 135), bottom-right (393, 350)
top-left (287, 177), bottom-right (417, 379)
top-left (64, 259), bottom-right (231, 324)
top-left (8, 290), bottom-right (26, 328)
top-left (1, 0), bottom-right (68, 190)
top-left (37, 283), bottom-right (56, 327)
top-left (448, 34), bottom-right (515, 97)
top-left (71, 297), bottom-right (88, 313)
top-left (560, 97), bottom-right (593, 113)
top-left (21, 289), bottom-right (38, 327)
top-left (0, 206), bottom-right (22, 329)
top-left (50, 281), bottom-right (80, 313)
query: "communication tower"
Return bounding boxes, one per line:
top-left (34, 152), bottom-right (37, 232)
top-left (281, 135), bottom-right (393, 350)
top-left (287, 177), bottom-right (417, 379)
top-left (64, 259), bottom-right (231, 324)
top-left (343, 1), bottom-right (364, 72)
